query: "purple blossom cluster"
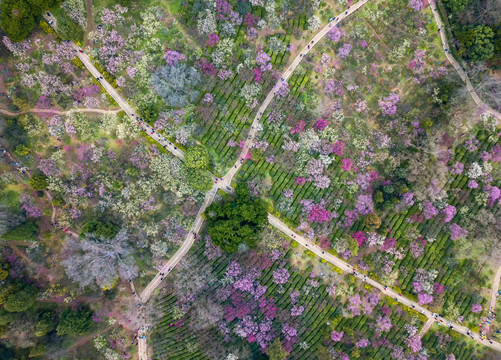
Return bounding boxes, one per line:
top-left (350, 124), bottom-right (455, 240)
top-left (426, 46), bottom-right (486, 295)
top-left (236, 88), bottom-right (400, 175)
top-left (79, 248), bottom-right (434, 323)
top-left (471, 303), bottom-right (482, 313)
top-left (19, 193), bottom-right (42, 218)
top-left (343, 208), bottom-right (359, 228)
top-left (164, 49), bottom-right (186, 66)
top-left (409, 49), bottom-right (426, 74)
top-left (324, 79), bottom-right (344, 97)
top-left (327, 27), bottom-right (345, 42)
top-left (272, 267), bottom-right (290, 284)
top-left (282, 323), bottom-right (297, 341)
top-left (422, 200), bottom-right (438, 219)
top-left (256, 50), bottom-right (272, 72)
top-left (441, 205), bottom-right (456, 223)
top-left (417, 293), bottom-right (433, 305)
top-left (337, 43), bottom-right (352, 59)
top-left (331, 330), bottom-right (344, 341)
top-left (38, 158), bottom-right (61, 177)
top-left (449, 223), bottom-right (468, 240)
top-left (408, 0), bottom-right (424, 11)
top-left (378, 93), bottom-right (400, 116)
top-left (355, 194), bottom-right (373, 215)
top-left (290, 304), bottom-right (304, 316)
top-left (206, 33), bottom-right (220, 47)
top-left (274, 81), bottom-right (290, 99)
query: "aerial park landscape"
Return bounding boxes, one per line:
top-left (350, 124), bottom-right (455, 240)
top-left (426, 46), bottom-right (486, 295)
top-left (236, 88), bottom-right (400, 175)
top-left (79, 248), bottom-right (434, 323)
top-left (0, 0), bottom-right (500, 359)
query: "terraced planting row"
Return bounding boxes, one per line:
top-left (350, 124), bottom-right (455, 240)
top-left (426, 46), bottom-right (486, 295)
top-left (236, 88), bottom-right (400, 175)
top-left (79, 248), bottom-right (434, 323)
top-left (152, 238), bottom-right (430, 359)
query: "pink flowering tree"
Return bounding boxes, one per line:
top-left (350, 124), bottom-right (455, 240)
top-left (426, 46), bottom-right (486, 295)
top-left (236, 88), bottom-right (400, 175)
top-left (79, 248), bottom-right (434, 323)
top-left (341, 158), bottom-right (353, 171)
top-left (164, 49), bottom-right (186, 66)
top-left (406, 335), bottom-right (422, 353)
top-left (330, 330), bottom-right (343, 341)
top-left (290, 120), bottom-right (305, 135)
top-left (206, 33), bottom-right (220, 47)
top-left (378, 93), bottom-right (400, 116)
top-left (307, 204), bottom-right (331, 224)
top-left (423, 200), bottom-right (438, 219)
top-left (274, 81), bottom-right (290, 99)
top-left (417, 293), bottom-right (433, 305)
top-left (355, 338), bottom-right (370, 348)
top-left (38, 158), bottom-right (61, 177)
top-left (337, 43), bottom-right (352, 59)
top-left (408, 0), bottom-right (424, 11)
top-left (471, 303), bottom-right (482, 313)
top-left (449, 223), bottom-right (468, 240)
top-left (273, 268), bottom-right (290, 284)
top-left (441, 205), bottom-right (456, 223)
top-left (256, 50), bottom-right (272, 71)
top-left (331, 141), bottom-right (345, 156)
top-left (314, 118), bottom-right (328, 131)
top-left (352, 231), bottom-right (366, 247)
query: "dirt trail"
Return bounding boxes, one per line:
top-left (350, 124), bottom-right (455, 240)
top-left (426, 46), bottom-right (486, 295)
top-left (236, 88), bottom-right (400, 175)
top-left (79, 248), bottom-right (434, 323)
top-left (84, 0), bottom-right (95, 48)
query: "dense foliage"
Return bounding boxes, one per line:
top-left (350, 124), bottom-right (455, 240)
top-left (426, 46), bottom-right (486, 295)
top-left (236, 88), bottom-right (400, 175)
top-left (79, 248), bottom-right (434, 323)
top-left (206, 183), bottom-right (267, 252)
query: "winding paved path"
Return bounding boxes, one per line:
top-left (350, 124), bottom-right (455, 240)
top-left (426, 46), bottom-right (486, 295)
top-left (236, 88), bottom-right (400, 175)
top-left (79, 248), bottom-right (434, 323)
top-left (43, 3), bottom-right (501, 357)
top-left (428, 0), bottom-right (501, 120)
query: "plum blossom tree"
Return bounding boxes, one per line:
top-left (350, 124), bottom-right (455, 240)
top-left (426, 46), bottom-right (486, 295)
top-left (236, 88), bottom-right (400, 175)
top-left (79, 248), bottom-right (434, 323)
top-left (331, 330), bottom-right (343, 341)
top-left (164, 49), bottom-right (186, 66)
top-left (307, 204), bottom-right (331, 224)
top-left (274, 81), bottom-right (290, 99)
top-left (449, 223), bottom-right (468, 240)
top-left (378, 93), bottom-right (400, 116)
top-left (441, 205), bottom-right (456, 223)
top-left (423, 200), bottom-right (438, 219)
top-left (408, 0), bottom-right (424, 11)
top-left (406, 335), bottom-right (422, 353)
top-left (471, 303), bottom-right (482, 313)
top-left (338, 43), bottom-right (352, 59)
top-left (206, 33), bottom-right (219, 47)
top-left (417, 293), bottom-right (433, 305)
top-left (376, 315), bottom-right (392, 332)
top-left (355, 338), bottom-right (370, 348)
top-left (273, 267), bottom-right (289, 284)
top-left (314, 118), bottom-right (328, 131)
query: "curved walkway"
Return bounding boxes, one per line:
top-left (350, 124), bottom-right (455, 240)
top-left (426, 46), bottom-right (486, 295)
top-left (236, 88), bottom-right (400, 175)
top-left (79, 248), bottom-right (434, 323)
top-left (42, 5), bottom-right (501, 357)
top-left (429, 0), bottom-right (501, 120)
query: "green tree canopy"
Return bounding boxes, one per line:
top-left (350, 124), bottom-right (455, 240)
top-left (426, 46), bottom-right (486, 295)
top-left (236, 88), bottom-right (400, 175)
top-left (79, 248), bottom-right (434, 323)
top-left (30, 174), bottom-right (48, 191)
top-left (0, 0), bottom-right (60, 42)
top-left (0, 0), bottom-right (35, 42)
top-left (56, 308), bottom-right (93, 335)
top-left (186, 168), bottom-right (212, 191)
top-left (57, 12), bottom-right (84, 42)
top-left (265, 338), bottom-right (289, 360)
top-left (1, 222), bottom-right (39, 242)
top-left (35, 311), bottom-right (56, 337)
top-left (26, 0), bottom-right (59, 13)
top-left (458, 25), bottom-right (495, 62)
top-left (205, 182), bottom-right (267, 253)
top-left (185, 146), bottom-right (209, 169)
top-left (443, 0), bottom-right (469, 12)
top-left (4, 286), bottom-right (37, 312)
top-left (79, 219), bottom-right (120, 238)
